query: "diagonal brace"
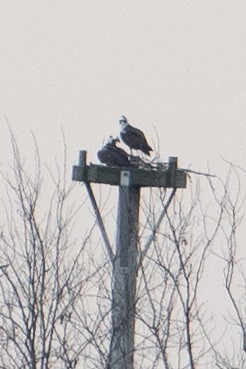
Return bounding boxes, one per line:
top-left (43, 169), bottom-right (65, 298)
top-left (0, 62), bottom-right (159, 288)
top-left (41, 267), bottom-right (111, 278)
top-left (85, 183), bottom-right (114, 264)
top-left (138, 188), bottom-right (176, 268)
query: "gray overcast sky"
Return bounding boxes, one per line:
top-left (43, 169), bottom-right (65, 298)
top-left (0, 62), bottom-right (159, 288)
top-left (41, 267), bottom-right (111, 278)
top-left (1, 1), bottom-right (246, 355)
top-left (1, 1), bottom-right (246, 173)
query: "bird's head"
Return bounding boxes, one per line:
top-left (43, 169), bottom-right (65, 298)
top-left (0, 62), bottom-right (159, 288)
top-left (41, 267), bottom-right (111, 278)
top-left (119, 116), bottom-right (128, 129)
top-left (108, 135), bottom-right (120, 145)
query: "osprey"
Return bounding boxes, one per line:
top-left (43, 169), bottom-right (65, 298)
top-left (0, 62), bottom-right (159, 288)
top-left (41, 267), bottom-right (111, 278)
top-left (97, 136), bottom-right (130, 167)
top-left (119, 116), bottom-right (153, 156)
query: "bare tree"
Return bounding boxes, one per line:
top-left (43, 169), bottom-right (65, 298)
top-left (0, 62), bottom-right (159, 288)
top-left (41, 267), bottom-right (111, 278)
top-left (127, 177), bottom-right (224, 369)
top-left (0, 132), bottom-right (99, 369)
top-left (203, 164), bottom-right (246, 369)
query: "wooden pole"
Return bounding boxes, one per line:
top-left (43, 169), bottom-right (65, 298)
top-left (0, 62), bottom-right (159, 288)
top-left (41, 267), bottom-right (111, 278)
top-left (72, 151), bottom-right (187, 369)
top-left (109, 170), bottom-right (140, 369)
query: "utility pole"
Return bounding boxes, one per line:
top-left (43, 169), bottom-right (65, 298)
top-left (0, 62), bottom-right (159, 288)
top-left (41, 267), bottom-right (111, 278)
top-left (72, 153), bottom-right (186, 369)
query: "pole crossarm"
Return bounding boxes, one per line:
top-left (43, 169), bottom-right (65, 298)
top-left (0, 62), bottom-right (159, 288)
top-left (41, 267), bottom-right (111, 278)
top-left (72, 151), bottom-right (186, 189)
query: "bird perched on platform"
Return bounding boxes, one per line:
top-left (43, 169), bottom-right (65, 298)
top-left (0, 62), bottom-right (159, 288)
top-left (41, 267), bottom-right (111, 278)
top-left (97, 136), bottom-right (130, 167)
top-left (119, 116), bottom-right (153, 156)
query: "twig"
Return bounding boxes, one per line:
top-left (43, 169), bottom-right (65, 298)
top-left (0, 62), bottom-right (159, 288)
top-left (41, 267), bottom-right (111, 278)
top-left (181, 168), bottom-right (216, 177)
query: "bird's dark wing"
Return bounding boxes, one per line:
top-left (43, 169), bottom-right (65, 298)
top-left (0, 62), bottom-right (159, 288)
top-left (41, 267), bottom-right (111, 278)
top-left (110, 145), bottom-right (130, 166)
top-left (97, 147), bottom-right (109, 165)
top-left (121, 124), bottom-right (153, 155)
top-left (98, 144), bottom-right (130, 166)
top-left (127, 125), bottom-right (147, 142)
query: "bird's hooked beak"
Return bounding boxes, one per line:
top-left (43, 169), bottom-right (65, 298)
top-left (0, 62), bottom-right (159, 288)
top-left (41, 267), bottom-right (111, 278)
top-left (108, 135), bottom-right (120, 144)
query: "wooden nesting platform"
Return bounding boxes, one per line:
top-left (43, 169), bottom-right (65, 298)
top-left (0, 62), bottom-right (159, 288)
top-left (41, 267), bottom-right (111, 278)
top-left (72, 151), bottom-right (186, 188)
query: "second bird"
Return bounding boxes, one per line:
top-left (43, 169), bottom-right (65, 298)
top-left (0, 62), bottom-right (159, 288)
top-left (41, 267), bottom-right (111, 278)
top-left (97, 136), bottom-right (130, 167)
